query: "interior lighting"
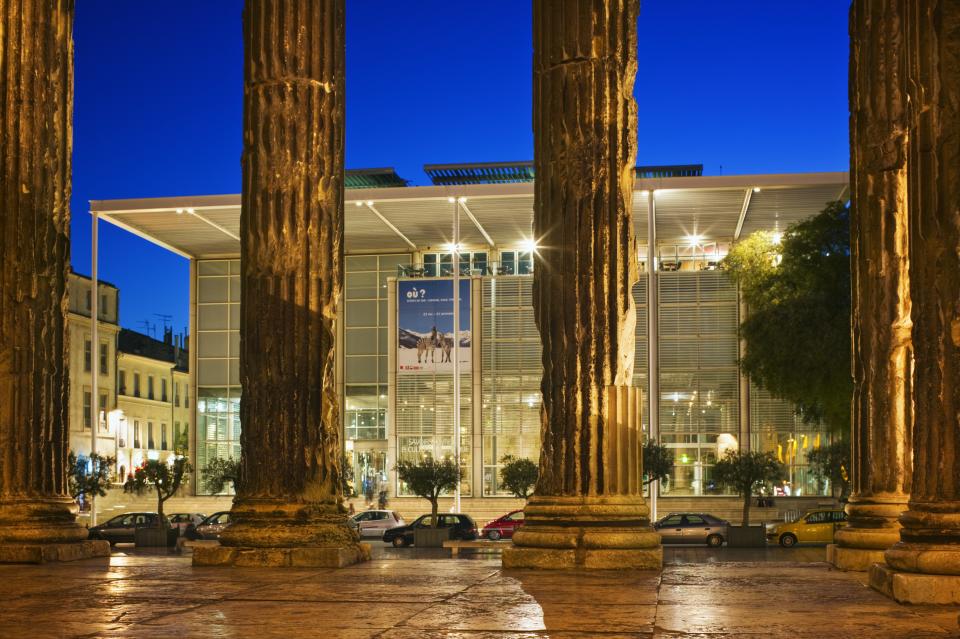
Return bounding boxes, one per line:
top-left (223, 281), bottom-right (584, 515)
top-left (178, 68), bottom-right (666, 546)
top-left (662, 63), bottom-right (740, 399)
top-left (457, 196), bottom-right (467, 203)
top-left (753, 187), bottom-right (761, 193)
top-left (640, 190), bottom-right (649, 195)
top-left (186, 208), bottom-right (195, 214)
top-left (772, 231), bottom-right (783, 245)
top-left (175, 208), bottom-right (184, 215)
top-left (355, 201), bottom-right (363, 207)
top-left (685, 234), bottom-right (703, 246)
top-left (520, 238), bottom-right (539, 253)
top-left (366, 201), bottom-right (373, 206)
top-left (447, 197), bottom-right (456, 203)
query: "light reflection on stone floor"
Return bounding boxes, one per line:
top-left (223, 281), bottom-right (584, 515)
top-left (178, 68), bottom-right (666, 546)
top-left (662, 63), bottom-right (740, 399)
top-left (0, 545), bottom-right (955, 638)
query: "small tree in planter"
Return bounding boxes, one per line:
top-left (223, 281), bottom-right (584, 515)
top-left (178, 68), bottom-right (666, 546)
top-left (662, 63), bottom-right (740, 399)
top-left (713, 449), bottom-right (786, 529)
top-left (396, 457), bottom-right (461, 546)
top-left (642, 440), bottom-right (673, 487)
top-left (124, 452), bottom-right (192, 546)
top-left (67, 452), bottom-right (115, 511)
top-left (201, 457), bottom-right (240, 494)
top-left (499, 456), bottom-right (538, 498)
top-left (806, 440), bottom-right (850, 500)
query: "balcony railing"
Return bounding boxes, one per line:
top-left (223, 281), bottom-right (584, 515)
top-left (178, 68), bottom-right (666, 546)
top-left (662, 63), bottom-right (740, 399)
top-left (397, 261), bottom-right (533, 278)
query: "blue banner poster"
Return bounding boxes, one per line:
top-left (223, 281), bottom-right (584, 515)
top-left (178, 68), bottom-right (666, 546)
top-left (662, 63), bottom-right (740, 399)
top-left (397, 279), bottom-right (471, 374)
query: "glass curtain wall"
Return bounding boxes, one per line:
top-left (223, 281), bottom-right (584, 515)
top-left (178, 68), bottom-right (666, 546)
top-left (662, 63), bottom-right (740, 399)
top-left (195, 259), bottom-right (242, 493)
top-left (345, 254), bottom-right (411, 497)
top-left (657, 271), bottom-right (740, 496)
top-left (481, 277), bottom-right (542, 495)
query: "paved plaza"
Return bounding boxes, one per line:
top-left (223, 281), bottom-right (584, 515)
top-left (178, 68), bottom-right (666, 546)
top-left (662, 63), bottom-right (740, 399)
top-left (0, 546), bottom-right (956, 638)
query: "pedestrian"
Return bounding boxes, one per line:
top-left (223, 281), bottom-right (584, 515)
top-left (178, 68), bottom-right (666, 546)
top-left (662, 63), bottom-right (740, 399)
top-left (348, 502), bottom-right (355, 515)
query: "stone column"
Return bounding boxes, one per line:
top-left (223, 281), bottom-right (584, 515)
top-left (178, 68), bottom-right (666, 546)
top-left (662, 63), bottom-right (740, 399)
top-left (194, 0), bottom-right (366, 568)
top-left (829, 0), bottom-right (912, 572)
top-left (869, 0), bottom-right (960, 604)
top-left (503, 0), bottom-right (661, 570)
top-left (0, 0), bottom-right (108, 563)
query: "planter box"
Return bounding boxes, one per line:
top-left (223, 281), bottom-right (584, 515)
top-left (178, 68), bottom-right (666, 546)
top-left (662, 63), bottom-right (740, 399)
top-left (134, 526), bottom-right (178, 548)
top-left (414, 527), bottom-right (450, 548)
top-left (726, 525), bottom-right (768, 548)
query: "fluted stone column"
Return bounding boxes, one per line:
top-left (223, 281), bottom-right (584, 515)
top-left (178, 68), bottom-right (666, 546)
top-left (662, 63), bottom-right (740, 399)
top-left (502, 0), bottom-right (661, 570)
top-left (0, 0), bottom-right (108, 563)
top-left (194, 0), bottom-right (366, 568)
top-left (829, 0), bottom-right (912, 572)
top-left (869, 0), bottom-right (960, 604)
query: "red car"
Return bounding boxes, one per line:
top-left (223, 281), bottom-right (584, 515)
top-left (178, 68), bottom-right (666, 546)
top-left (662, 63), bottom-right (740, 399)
top-left (481, 509), bottom-right (525, 540)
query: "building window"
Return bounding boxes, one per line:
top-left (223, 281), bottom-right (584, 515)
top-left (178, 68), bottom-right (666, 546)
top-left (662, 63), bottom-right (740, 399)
top-left (84, 340), bottom-right (91, 372)
top-left (119, 370), bottom-right (126, 395)
top-left (100, 294), bottom-right (108, 317)
top-left (421, 251), bottom-right (488, 277)
top-left (173, 422), bottom-right (180, 448)
top-left (148, 376), bottom-right (155, 400)
top-left (184, 387), bottom-right (189, 409)
top-left (83, 391), bottom-right (91, 428)
top-left (99, 343), bottom-right (108, 375)
top-left (133, 373), bottom-right (141, 398)
top-left (99, 392), bottom-right (107, 430)
top-left (147, 422), bottom-right (155, 450)
top-left (161, 424), bottom-right (168, 451)
top-left (499, 250), bottom-right (533, 275)
top-left (174, 382), bottom-right (180, 407)
top-left (161, 378), bottom-right (168, 402)
top-left (133, 421), bottom-right (141, 449)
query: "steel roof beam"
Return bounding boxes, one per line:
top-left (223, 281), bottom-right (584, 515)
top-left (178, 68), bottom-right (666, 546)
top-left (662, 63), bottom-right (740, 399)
top-left (459, 200), bottom-right (495, 247)
top-left (733, 188), bottom-right (753, 241)
top-left (364, 202), bottom-right (417, 250)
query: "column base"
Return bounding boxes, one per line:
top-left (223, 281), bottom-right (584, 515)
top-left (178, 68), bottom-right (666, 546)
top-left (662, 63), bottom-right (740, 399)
top-left (502, 495), bottom-right (662, 570)
top-left (0, 540), bottom-right (110, 564)
top-left (193, 542), bottom-right (370, 568)
top-left (503, 545), bottom-right (661, 570)
top-left (869, 562), bottom-right (960, 604)
top-left (827, 544), bottom-right (887, 571)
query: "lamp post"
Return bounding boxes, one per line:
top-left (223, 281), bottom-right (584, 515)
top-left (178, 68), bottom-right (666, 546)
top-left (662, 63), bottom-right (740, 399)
top-left (452, 197), bottom-right (462, 514)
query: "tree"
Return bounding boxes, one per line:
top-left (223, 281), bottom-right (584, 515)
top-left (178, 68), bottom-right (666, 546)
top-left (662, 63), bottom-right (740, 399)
top-left (807, 440), bottom-right (850, 499)
top-left (722, 201), bottom-right (852, 433)
top-left (499, 456), bottom-right (538, 498)
top-left (341, 453), bottom-right (355, 497)
top-left (124, 453), bottom-right (192, 527)
top-left (67, 452), bottom-right (115, 504)
top-left (395, 457), bottom-right (461, 528)
top-left (713, 450), bottom-right (786, 527)
top-left (201, 457), bottom-right (240, 494)
top-left (642, 440), bottom-right (672, 486)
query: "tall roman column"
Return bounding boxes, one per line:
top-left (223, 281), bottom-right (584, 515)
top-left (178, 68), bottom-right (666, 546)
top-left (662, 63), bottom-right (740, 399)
top-left (870, 0), bottom-right (960, 603)
top-left (829, 0), bottom-right (912, 572)
top-left (0, 0), bottom-right (108, 562)
top-left (195, 0), bottom-right (366, 568)
top-left (503, 0), bottom-right (661, 570)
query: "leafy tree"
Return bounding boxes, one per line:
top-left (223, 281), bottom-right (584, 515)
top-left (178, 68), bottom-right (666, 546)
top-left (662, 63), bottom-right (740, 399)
top-left (395, 457), bottom-right (462, 528)
top-left (807, 440), bottom-right (850, 499)
top-left (642, 440), bottom-right (672, 486)
top-left (201, 457), bottom-right (240, 494)
top-left (722, 201), bottom-right (852, 433)
top-left (124, 452), bottom-right (192, 527)
top-left (713, 450), bottom-right (786, 527)
top-left (341, 453), bottom-right (355, 497)
top-left (499, 456), bottom-right (538, 498)
top-left (67, 452), bottom-right (115, 502)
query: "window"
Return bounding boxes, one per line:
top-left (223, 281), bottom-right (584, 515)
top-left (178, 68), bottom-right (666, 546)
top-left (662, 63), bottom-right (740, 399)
top-left (100, 294), bottom-right (108, 317)
top-left (148, 376), bottom-right (155, 400)
top-left (99, 343), bottom-right (108, 375)
top-left (662, 515), bottom-right (683, 526)
top-left (147, 422), bottom-right (155, 449)
top-left (133, 373), bottom-right (141, 398)
top-left (498, 250), bottom-right (534, 275)
top-left (84, 340), bottom-right (91, 372)
top-left (421, 251), bottom-right (488, 277)
top-left (174, 382), bottom-right (180, 407)
top-left (806, 512), bottom-right (828, 524)
top-left (83, 391), bottom-right (91, 428)
top-left (161, 378), bottom-right (168, 402)
top-left (184, 387), bottom-right (189, 409)
top-left (118, 370), bottom-right (127, 395)
top-left (685, 515), bottom-right (706, 525)
top-left (133, 421), bottom-right (141, 448)
top-left (161, 424), bottom-right (168, 451)
top-left (173, 422), bottom-right (180, 447)
top-left (98, 392), bottom-right (107, 430)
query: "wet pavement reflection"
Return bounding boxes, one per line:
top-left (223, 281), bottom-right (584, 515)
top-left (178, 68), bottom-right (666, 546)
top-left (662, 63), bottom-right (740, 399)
top-left (0, 544), bottom-right (955, 638)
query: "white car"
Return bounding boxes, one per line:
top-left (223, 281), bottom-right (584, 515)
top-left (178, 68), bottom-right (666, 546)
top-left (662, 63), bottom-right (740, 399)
top-left (349, 510), bottom-right (405, 538)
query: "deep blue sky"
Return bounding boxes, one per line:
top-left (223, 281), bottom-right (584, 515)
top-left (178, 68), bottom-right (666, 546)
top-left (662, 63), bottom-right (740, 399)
top-left (71, 1), bottom-right (849, 337)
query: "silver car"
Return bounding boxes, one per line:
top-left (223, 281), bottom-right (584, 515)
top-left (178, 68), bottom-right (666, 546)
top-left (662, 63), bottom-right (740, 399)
top-left (349, 510), bottom-right (405, 538)
top-left (654, 512), bottom-right (729, 547)
top-left (187, 511), bottom-right (232, 540)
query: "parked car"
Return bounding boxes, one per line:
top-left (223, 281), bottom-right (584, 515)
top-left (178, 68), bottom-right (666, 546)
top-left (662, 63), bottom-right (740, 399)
top-left (185, 511), bottom-right (232, 541)
top-left (349, 510), bottom-right (405, 538)
top-left (767, 509), bottom-right (847, 547)
top-left (382, 513), bottom-right (478, 547)
top-left (481, 510), bottom-right (525, 540)
top-left (88, 512), bottom-right (164, 545)
top-left (168, 513), bottom-right (206, 536)
top-left (654, 513), bottom-right (729, 547)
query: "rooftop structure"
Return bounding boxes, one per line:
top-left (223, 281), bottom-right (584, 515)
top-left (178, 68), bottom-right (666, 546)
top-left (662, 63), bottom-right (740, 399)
top-left (423, 161), bottom-right (703, 186)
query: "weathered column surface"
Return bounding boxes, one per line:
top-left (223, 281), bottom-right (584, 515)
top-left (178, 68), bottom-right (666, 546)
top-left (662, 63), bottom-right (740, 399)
top-left (503, 0), bottom-right (661, 570)
top-left (829, 0), bottom-right (912, 572)
top-left (0, 0), bottom-right (108, 563)
top-left (194, 0), bottom-right (366, 568)
top-left (869, 0), bottom-right (960, 604)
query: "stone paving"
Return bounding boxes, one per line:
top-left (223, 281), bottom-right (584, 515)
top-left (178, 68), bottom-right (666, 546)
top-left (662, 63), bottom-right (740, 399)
top-left (0, 546), bottom-right (956, 638)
